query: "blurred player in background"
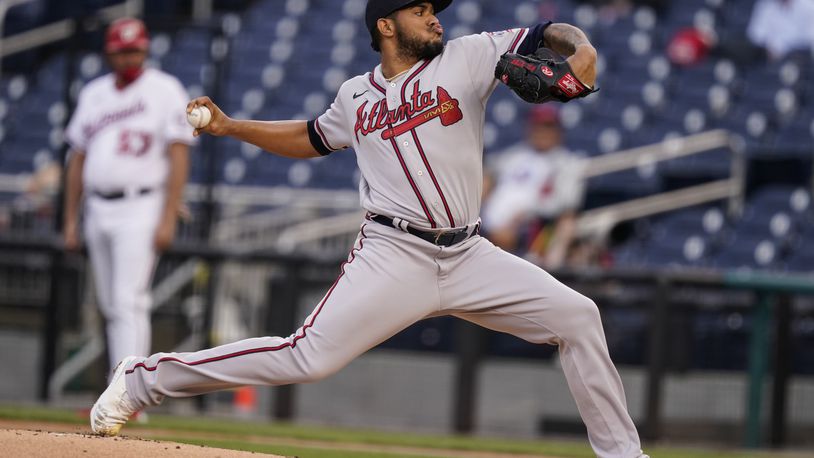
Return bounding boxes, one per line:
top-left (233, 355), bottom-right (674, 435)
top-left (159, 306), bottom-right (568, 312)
top-left (673, 0), bottom-right (814, 66)
top-left (746, 0), bottom-right (814, 60)
top-left (62, 18), bottom-right (194, 373)
top-left (481, 105), bottom-right (586, 269)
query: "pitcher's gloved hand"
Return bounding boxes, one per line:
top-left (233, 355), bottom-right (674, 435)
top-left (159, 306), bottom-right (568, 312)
top-left (495, 47), bottom-right (598, 103)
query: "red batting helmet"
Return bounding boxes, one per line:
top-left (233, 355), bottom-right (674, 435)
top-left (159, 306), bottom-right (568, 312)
top-left (105, 18), bottom-right (149, 53)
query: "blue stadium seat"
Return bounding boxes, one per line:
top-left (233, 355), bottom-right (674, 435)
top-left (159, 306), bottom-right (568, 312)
top-left (736, 207), bottom-right (793, 250)
top-left (308, 153), bottom-right (358, 189)
top-left (644, 235), bottom-right (706, 267)
top-left (585, 168), bottom-right (661, 208)
top-left (380, 316), bottom-right (456, 353)
top-left (785, 250), bottom-right (814, 273)
top-left (748, 185), bottom-right (798, 210)
top-left (173, 29), bottom-right (212, 55)
top-left (603, 306), bottom-right (649, 364)
top-left (771, 121), bottom-right (814, 156)
top-left (712, 234), bottom-right (781, 271)
top-left (611, 240), bottom-right (650, 268)
top-left (593, 17), bottom-right (636, 50)
top-left (739, 69), bottom-right (779, 108)
top-left (478, 1), bottom-right (517, 29)
top-left (658, 149), bottom-right (732, 187)
top-left (654, 205), bottom-right (728, 236)
top-left (0, 138), bottom-right (44, 172)
top-left (692, 309), bottom-right (751, 371)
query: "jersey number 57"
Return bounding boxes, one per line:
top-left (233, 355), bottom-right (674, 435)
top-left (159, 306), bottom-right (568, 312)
top-left (118, 130), bottom-right (152, 157)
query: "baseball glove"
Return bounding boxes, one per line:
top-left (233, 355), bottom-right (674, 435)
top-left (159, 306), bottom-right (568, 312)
top-left (495, 47), bottom-right (597, 104)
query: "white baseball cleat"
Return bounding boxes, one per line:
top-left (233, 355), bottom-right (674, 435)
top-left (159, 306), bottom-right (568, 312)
top-left (90, 356), bottom-right (140, 436)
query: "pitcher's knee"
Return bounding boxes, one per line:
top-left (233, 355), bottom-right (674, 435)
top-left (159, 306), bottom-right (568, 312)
top-left (111, 294), bottom-right (148, 315)
top-left (559, 295), bottom-right (603, 342)
top-left (296, 360), bottom-right (343, 383)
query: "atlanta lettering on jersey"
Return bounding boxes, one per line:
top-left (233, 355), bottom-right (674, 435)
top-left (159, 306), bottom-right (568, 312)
top-left (353, 84), bottom-right (463, 141)
top-left (83, 100), bottom-right (146, 141)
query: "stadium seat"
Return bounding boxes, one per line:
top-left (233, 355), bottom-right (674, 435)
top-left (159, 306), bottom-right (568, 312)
top-left (585, 168), bottom-right (661, 209)
top-left (785, 249), bottom-right (814, 273)
top-left (692, 309), bottom-right (751, 371)
top-left (771, 121), bottom-right (814, 156)
top-left (712, 229), bottom-right (784, 270)
top-left (646, 234), bottom-right (709, 267)
top-left (380, 316), bottom-right (456, 353)
top-left (611, 239), bottom-right (650, 268)
top-left (748, 185), bottom-right (801, 213)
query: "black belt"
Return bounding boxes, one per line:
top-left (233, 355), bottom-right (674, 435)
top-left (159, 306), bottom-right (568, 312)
top-left (370, 214), bottom-right (478, 247)
top-left (92, 187), bottom-right (155, 200)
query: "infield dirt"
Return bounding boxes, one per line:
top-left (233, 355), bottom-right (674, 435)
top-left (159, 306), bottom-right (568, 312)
top-left (1, 427), bottom-right (281, 458)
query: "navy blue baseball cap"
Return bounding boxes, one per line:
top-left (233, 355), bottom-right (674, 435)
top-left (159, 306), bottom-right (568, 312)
top-left (366, 0), bottom-right (453, 51)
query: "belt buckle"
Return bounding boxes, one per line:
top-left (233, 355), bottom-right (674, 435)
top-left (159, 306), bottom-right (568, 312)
top-left (435, 228), bottom-right (468, 246)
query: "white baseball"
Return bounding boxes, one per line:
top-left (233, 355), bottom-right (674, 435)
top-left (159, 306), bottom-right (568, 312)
top-left (187, 106), bottom-right (212, 129)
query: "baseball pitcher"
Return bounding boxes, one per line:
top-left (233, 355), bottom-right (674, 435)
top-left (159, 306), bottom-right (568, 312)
top-left (90, 3), bottom-right (647, 457)
top-left (63, 18), bottom-right (195, 373)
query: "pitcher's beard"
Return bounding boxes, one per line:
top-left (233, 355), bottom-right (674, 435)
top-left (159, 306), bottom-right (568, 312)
top-left (396, 27), bottom-right (444, 61)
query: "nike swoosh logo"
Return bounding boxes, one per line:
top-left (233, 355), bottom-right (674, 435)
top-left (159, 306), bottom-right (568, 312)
top-left (353, 90), bottom-right (369, 99)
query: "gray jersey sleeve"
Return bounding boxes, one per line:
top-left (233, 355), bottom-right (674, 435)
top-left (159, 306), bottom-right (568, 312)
top-left (307, 85), bottom-right (352, 156)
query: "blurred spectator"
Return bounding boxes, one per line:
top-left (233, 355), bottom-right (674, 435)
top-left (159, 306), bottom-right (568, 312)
top-left (481, 105), bottom-right (586, 269)
top-left (700, 0), bottom-right (814, 65)
top-left (6, 160), bottom-right (62, 234)
top-left (746, 0), bottom-right (814, 60)
top-left (23, 159), bottom-right (61, 213)
top-left (666, 27), bottom-right (712, 66)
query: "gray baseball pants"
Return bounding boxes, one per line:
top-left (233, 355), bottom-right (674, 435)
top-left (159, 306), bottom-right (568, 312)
top-left (123, 220), bottom-right (643, 458)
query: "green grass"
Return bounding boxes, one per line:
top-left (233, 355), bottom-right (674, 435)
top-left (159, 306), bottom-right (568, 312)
top-left (0, 405), bottom-right (85, 424)
top-left (0, 404), bottom-right (795, 458)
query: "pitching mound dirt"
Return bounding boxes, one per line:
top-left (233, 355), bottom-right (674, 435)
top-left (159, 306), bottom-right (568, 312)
top-left (1, 429), bottom-right (283, 458)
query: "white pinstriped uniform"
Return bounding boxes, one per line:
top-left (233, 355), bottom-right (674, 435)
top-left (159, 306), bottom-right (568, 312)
top-left (120, 25), bottom-right (644, 458)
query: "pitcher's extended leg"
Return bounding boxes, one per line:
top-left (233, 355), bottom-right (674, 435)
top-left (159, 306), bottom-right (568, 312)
top-left (124, 224), bottom-right (441, 408)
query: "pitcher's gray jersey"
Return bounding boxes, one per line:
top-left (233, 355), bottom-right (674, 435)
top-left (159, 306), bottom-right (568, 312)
top-left (308, 26), bottom-right (542, 229)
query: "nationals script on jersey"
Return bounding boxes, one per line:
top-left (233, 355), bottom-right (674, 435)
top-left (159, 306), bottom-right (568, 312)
top-left (308, 24), bottom-right (551, 230)
top-left (65, 68), bottom-right (195, 192)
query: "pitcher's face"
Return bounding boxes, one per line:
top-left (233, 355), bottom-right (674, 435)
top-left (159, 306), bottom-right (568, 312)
top-left (392, 2), bottom-right (445, 61)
